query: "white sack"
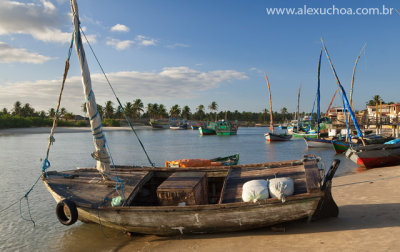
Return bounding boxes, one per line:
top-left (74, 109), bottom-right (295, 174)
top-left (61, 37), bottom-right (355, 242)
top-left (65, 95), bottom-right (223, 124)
top-left (269, 177), bottom-right (294, 203)
top-left (242, 180), bottom-right (269, 203)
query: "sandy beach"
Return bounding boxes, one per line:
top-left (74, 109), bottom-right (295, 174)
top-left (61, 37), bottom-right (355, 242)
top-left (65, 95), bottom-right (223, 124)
top-left (118, 166), bottom-right (400, 252)
top-left (0, 126), bottom-right (152, 136)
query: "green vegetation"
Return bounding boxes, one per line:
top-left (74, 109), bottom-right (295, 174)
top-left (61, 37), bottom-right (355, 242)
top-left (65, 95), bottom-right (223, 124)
top-left (5, 95), bottom-right (391, 129)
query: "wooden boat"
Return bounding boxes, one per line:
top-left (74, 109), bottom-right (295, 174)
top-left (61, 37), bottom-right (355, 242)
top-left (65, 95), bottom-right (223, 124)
top-left (303, 50), bottom-right (333, 148)
top-left (41, 2), bottom-right (340, 236)
top-left (43, 156), bottom-right (340, 235)
top-left (150, 120), bottom-right (170, 129)
top-left (264, 132), bottom-right (293, 141)
top-left (292, 131), bottom-right (318, 138)
top-left (264, 72), bottom-right (291, 142)
top-left (199, 122), bottom-right (216, 135)
top-left (345, 143), bottom-right (400, 168)
top-left (165, 153), bottom-right (239, 167)
top-left (304, 137), bottom-right (333, 148)
top-left (332, 135), bottom-right (393, 154)
top-left (215, 120), bottom-right (238, 136)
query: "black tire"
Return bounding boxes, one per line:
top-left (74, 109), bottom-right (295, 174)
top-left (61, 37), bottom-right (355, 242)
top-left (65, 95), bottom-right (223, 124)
top-left (56, 199), bottom-right (78, 226)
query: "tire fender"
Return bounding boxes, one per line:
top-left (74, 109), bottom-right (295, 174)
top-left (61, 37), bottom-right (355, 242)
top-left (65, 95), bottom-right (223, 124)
top-left (56, 199), bottom-right (78, 226)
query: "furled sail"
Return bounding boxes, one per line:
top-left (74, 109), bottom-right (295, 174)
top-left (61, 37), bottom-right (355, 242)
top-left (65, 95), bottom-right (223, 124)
top-left (70, 0), bottom-right (111, 177)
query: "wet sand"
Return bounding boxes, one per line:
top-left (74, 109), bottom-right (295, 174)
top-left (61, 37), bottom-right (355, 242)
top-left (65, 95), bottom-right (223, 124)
top-left (119, 166), bottom-right (400, 252)
top-left (0, 126), bottom-right (152, 136)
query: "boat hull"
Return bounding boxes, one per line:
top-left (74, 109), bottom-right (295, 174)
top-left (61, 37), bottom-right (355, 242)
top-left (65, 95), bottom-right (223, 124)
top-left (304, 138), bottom-right (332, 148)
top-left (345, 143), bottom-right (400, 168)
top-left (44, 182), bottom-right (322, 235)
top-left (199, 127), bottom-right (216, 135)
top-left (265, 132), bottom-right (292, 141)
top-left (292, 132), bottom-right (318, 138)
top-left (332, 141), bottom-right (350, 154)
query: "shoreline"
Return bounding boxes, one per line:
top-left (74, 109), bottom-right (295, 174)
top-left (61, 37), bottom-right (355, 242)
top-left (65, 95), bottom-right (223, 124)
top-left (0, 126), bottom-right (153, 136)
top-left (118, 165), bottom-right (400, 251)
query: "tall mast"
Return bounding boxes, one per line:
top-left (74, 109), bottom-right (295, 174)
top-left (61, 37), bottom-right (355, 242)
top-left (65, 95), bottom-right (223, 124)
top-left (349, 44), bottom-right (366, 110)
top-left (296, 84), bottom-right (301, 129)
top-left (321, 38), bottom-right (364, 140)
top-left (264, 72), bottom-right (274, 133)
top-left (316, 50), bottom-right (322, 138)
top-left (70, 0), bottom-right (111, 177)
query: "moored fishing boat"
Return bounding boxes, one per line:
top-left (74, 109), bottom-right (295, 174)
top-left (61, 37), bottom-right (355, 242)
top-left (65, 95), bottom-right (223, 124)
top-left (263, 72), bottom-right (291, 142)
top-left (345, 143), bottom-right (400, 168)
top-left (215, 120), bottom-right (238, 136)
top-left (150, 120), bottom-right (170, 129)
top-left (304, 137), bottom-right (333, 148)
top-left (199, 121), bottom-right (216, 135)
top-left (40, 1), bottom-right (341, 236)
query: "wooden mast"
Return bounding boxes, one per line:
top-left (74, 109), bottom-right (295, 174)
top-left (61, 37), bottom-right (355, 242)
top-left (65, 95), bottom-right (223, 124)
top-left (349, 44), bottom-right (366, 110)
top-left (70, 0), bottom-right (111, 177)
top-left (264, 72), bottom-right (274, 133)
top-left (296, 84), bottom-right (301, 131)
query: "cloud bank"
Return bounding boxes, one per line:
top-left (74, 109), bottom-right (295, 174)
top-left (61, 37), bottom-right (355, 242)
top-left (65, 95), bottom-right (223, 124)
top-left (0, 67), bottom-right (248, 114)
top-left (0, 42), bottom-right (52, 63)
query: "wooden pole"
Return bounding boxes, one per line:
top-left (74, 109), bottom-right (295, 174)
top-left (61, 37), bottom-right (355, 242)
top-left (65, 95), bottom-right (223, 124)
top-left (264, 72), bottom-right (274, 133)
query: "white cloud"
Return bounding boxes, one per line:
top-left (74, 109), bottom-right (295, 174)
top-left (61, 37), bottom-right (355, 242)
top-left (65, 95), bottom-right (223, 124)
top-left (111, 24), bottom-right (130, 32)
top-left (0, 42), bottom-right (52, 63)
top-left (0, 67), bottom-right (248, 114)
top-left (166, 43), bottom-right (190, 49)
top-left (0, 0), bottom-right (96, 44)
top-left (106, 38), bottom-right (133, 50)
top-left (135, 35), bottom-right (156, 47)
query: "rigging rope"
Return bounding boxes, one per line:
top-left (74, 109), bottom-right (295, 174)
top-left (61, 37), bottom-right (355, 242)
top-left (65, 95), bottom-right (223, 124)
top-left (80, 27), bottom-right (155, 167)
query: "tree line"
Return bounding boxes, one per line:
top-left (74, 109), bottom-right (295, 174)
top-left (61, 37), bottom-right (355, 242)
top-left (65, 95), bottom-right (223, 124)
top-left (1, 94), bottom-right (389, 129)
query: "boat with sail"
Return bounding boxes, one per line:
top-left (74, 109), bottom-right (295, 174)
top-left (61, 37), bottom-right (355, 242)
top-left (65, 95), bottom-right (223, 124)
top-left (41, 1), bottom-right (340, 236)
top-left (303, 50), bottom-right (335, 148)
top-left (263, 72), bottom-right (292, 141)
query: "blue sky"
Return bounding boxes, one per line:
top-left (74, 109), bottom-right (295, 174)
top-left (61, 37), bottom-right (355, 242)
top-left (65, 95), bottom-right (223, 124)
top-left (0, 0), bottom-right (399, 115)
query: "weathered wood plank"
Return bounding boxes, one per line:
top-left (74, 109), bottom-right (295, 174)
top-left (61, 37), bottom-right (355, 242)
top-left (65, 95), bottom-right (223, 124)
top-left (303, 160), bottom-right (321, 193)
top-left (123, 171), bottom-right (153, 206)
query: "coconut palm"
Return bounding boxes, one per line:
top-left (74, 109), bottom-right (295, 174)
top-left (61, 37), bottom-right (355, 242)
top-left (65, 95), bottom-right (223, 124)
top-left (181, 106), bottom-right (191, 120)
top-left (195, 104), bottom-right (205, 120)
top-left (208, 101), bottom-right (218, 121)
top-left (104, 100), bottom-right (114, 119)
top-left (132, 99), bottom-right (144, 119)
top-left (158, 104), bottom-right (167, 119)
top-left (169, 104), bottom-right (181, 118)
top-left (125, 102), bottom-right (134, 118)
top-left (13, 101), bottom-right (22, 116)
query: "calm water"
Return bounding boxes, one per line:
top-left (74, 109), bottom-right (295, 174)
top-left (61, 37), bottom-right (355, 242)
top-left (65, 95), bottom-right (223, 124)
top-left (0, 127), bottom-right (357, 251)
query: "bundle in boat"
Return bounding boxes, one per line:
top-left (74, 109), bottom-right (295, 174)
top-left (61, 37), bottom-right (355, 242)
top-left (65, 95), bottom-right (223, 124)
top-left (165, 154), bottom-right (239, 167)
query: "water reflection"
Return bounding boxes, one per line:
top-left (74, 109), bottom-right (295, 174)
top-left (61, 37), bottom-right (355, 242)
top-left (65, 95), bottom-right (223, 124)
top-left (0, 127), bottom-right (358, 251)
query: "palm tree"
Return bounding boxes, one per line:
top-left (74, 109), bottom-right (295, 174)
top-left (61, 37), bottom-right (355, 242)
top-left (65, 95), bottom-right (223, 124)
top-left (96, 105), bottom-right (104, 119)
top-left (48, 108), bottom-right (56, 118)
top-left (366, 95), bottom-right (384, 106)
top-left (104, 100), bottom-right (114, 119)
top-left (132, 99), bottom-right (144, 119)
top-left (151, 103), bottom-right (159, 119)
top-left (169, 104), bottom-right (181, 118)
top-left (208, 101), bottom-right (218, 121)
top-left (158, 104), bottom-right (167, 119)
top-left (146, 103), bottom-right (153, 119)
top-left (125, 102), bottom-right (134, 118)
top-left (195, 104), bottom-right (205, 120)
top-left (181, 106), bottom-right (191, 120)
top-left (13, 101), bottom-right (22, 116)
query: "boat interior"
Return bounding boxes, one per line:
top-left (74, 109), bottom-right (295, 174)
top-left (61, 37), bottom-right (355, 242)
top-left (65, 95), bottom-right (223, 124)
top-left (44, 157), bottom-right (323, 208)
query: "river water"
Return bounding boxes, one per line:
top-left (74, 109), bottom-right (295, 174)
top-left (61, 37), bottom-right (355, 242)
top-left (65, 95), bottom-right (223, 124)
top-left (0, 127), bottom-right (357, 251)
